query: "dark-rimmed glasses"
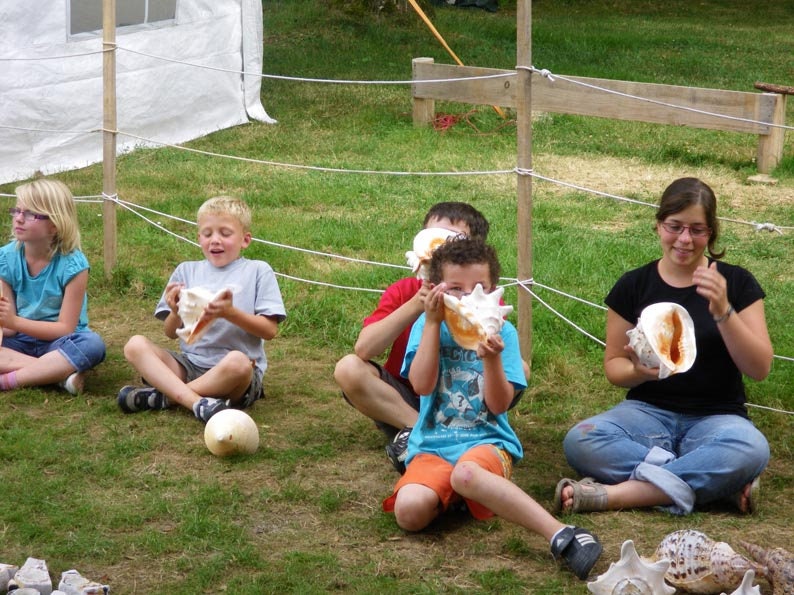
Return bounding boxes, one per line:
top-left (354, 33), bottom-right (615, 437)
top-left (8, 208), bottom-right (49, 222)
top-left (660, 221), bottom-right (711, 238)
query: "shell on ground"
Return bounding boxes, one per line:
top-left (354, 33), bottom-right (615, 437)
top-left (653, 530), bottom-right (763, 594)
top-left (204, 409), bottom-right (260, 457)
top-left (740, 541), bottom-right (794, 595)
top-left (587, 539), bottom-right (675, 595)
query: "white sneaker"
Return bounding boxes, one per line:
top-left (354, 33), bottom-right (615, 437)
top-left (59, 372), bottom-right (85, 395)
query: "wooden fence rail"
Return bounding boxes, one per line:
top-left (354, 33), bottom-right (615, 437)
top-left (412, 58), bottom-right (787, 174)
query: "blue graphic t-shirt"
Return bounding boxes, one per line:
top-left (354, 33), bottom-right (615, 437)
top-left (401, 315), bottom-right (527, 466)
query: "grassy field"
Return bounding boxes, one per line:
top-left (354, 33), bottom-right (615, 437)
top-left (0, 1), bottom-right (792, 593)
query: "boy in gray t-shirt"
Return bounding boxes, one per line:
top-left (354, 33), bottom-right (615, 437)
top-left (118, 196), bottom-right (286, 423)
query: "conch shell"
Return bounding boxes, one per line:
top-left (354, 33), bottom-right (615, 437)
top-left (721, 570), bottom-right (762, 595)
top-left (176, 287), bottom-right (226, 344)
top-left (626, 302), bottom-right (696, 379)
top-left (204, 409), bottom-right (260, 457)
top-left (442, 284), bottom-right (513, 350)
top-left (653, 530), bottom-right (763, 594)
top-left (740, 541), bottom-right (794, 595)
top-left (587, 539), bottom-right (674, 595)
top-left (405, 227), bottom-right (462, 280)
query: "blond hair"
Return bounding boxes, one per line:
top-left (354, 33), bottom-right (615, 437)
top-left (14, 179), bottom-right (81, 256)
top-left (196, 195), bottom-right (252, 232)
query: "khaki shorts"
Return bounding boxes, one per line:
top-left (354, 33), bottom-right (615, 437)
top-left (168, 350), bottom-right (263, 409)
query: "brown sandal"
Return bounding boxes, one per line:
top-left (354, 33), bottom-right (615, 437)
top-left (553, 477), bottom-right (609, 513)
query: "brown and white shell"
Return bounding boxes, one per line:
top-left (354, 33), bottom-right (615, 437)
top-left (740, 541), bottom-right (794, 595)
top-left (653, 530), bottom-right (763, 594)
top-left (442, 284), bottom-right (513, 350)
top-left (721, 570), bottom-right (762, 595)
top-left (176, 287), bottom-right (226, 344)
top-left (588, 539), bottom-right (675, 595)
top-left (405, 227), bottom-right (462, 280)
top-left (627, 302), bottom-right (697, 379)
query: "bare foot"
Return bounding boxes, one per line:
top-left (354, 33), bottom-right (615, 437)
top-left (735, 482), bottom-right (754, 514)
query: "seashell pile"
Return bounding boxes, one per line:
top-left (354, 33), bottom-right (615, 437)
top-left (204, 409), bottom-right (260, 457)
top-left (405, 227), bottom-right (462, 280)
top-left (588, 539), bottom-right (675, 595)
top-left (626, 302), bottom-right (697, 379)
top-left (740, 541), bottom-right (794, 595)
top-left (442, 284), bottom-right (513, 350)
top-left (653, 530), bottom-right (763, 594)
top-left (176, 287), bottom-right (226, 344)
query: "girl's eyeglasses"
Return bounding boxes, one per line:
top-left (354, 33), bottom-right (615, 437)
top-left (660, 221), bottom-right (711, 238)
top-left (8, 208), bottom-right (50, 222)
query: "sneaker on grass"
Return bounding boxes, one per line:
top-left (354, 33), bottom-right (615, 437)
top-left (192, 397), bottom-right (229, 423)
top-left (385, 426), bottom-right (412, 475)
top-left (550, 525), bottom-right (603, 580)
top-left (118, 385), bottom-right (169, 413)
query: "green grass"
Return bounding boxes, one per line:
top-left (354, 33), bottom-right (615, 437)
top-left (0, 1), bottom-right (793, 593)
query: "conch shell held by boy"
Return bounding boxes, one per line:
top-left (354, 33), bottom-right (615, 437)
top-left (442, 284), bottom-right (513, 350)
top-left (405, 227), bottom-right (462, 280)
top-left (626, 302), bottom-right (697, 379)
top-left (176, 287), bottom-right (227, 345)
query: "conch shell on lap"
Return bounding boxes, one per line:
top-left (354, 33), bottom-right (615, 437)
top-left (442, 284), bottom-right (513, 350)
top-left (176, 287), bottom-right (226, 345)
top-left (405, 227), bottom-right (462, 280)
top-left (626, 302), bottom-right (696, 379)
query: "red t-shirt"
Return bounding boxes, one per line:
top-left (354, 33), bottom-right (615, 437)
top-left (363, 277), bottom-right (423, 383)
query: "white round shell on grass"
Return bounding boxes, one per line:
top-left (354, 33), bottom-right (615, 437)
top-left (442, 284), bottom-right (513, 350)
top-left (626, 302), bottom-right (697, 379)
top-left (204, 409), bottom-right (260, 457)
top-left (587, 539), bottom-right (675, 595)
top-left (405, 227), bottom-right (462, 280)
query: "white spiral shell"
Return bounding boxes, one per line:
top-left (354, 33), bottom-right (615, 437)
top-left (176, 287), bottom-right (226, 344)
top-left (442, 284), bottom-right (513, 350)
top-left (204, 409), bottom-right (260, 457)
top-left (405, 227), bottom-right (462, 280)
top-left (588, 540), bottom-right (674, 595)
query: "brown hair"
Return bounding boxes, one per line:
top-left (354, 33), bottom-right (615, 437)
top-left (655, 177), bottom-right (725, 259)
top-left (428, 236), bottom-right (501, 286)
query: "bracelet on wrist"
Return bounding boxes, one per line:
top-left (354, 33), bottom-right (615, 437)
top-left (714, 304), bottom-right (734, 324)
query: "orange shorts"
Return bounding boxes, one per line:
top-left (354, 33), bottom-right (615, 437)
top-left (382, 444), bottom-right (513, 520)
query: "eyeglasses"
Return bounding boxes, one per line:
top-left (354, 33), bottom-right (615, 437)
top-left (660, 221), bottom-right (711, 238)
top-left (8, 208), bottom-right (50, 222)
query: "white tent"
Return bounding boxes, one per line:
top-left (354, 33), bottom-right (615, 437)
top-left (0, 0), bottom-right (274, 185)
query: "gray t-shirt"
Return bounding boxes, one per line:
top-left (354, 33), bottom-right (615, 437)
top-left (155, 257), bottom-right (286, 376)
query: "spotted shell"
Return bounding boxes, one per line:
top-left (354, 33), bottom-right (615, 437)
top-left (204, 409), bottom-right (260, 457)
top-left (653, 530), bottom-right (763, 594)
top-left (740, 542), bottom-right (794, 595)
top-left (405, 227), bottom-right (462, 280)
top-left (721, 570), bottom-right (762, 595)
top-left (588, 540), bottom-right (675, 595)
top-left (442, 284), bottom-right (513, 350)
top-left (626, 302), bottom-right (697, 379)
top-left (176, 287), bottom-right (225, 344)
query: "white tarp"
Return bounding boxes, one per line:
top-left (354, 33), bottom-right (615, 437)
top-left (0, 0), bottom-right (274, 185)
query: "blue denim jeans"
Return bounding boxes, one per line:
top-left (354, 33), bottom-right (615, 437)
top-left (562, 400), bottom-right (769, 515)
top-left (3, 331), bottom-right (106, 372)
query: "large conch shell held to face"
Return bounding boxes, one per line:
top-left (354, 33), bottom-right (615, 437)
top-left (626, 302), bottom-right (697, 379)
top-left (405, 227), bottom-right (462, 280)
top-left (442, 284), bottom-right (513, 350)
top-left (176, 287), bottom-right (227, 345)
top-left (204, 409), bottom-right (260, 457)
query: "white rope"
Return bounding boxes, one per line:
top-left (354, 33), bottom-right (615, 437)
top-left (116, 130), bottom-right (513, 176)
top-left (0, 124), bottom-right (99, 134)
top-left (116, 45), bottom-right (515, 85)
top-left (0, 49), bottom-right (105, 61)
top-left (522, 65), bottom-right (794, 133)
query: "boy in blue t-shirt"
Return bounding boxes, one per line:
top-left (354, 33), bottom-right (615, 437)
top-left (382, 237), bottom-right (602, 581)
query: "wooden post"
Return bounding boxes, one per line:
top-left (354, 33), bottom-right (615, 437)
top-left (755, 92), bottom-right (787, 174)
top-left (412, 58), bottom-right (436, 127)
top-left (515, 0), bottom-right (532, 371)
top-left (102, 0), bottom-right (118, 278)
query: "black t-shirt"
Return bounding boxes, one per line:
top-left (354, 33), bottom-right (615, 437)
top-left (605, 259), bottom-right (765, 417)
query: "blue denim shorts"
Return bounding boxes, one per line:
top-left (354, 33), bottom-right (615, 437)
top-left (3, 330), bottom-right (106, 372)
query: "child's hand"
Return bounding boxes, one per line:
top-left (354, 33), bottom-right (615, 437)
top-left (164, 283), bottom-right (184, 313)
top-left (424, 282), bottom-right (446, 324)
top-left (0, 296), bottom-right (11, 326)
top-left (477, 333), bottom-right (504, 359)
top-left (204, 288), bottom-right (234, 320)
top-left (623, 343), bottom-right (660, 381)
